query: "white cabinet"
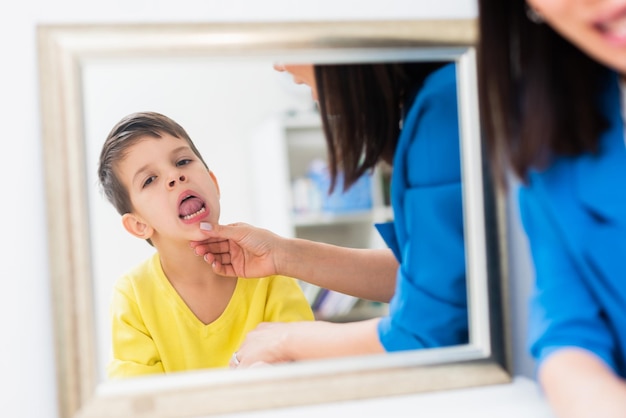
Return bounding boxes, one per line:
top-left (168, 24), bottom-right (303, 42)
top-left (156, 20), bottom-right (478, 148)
top-left (248, 110), bottom-right (392, 322)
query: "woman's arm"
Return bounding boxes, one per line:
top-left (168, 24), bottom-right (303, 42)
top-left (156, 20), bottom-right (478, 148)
top-left (233, 318), bottom-right (385, 367)
top-left (272, 235), bottom-right (397, 303)
top-left (191, 222), bottom-right (398, 303)
top-left (540, 348), bottom-right (626, 418)
top-left (519, 177), bottom-right (626, 418)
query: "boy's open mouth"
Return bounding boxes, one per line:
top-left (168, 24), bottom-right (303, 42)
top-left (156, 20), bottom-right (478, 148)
top-left (179, 194), bottom-right (206, 221)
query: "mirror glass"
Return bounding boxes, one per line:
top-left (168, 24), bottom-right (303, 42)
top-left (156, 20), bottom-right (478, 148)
top-left (38, 21), bottom-right (509, 418)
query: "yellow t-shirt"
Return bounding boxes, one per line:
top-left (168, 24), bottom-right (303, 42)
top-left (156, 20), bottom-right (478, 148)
top-left (107, 252), bottom-right (314, 379)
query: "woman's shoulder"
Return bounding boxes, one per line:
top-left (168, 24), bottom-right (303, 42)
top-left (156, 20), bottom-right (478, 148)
top-left (429, 62), bottom-right (456, 82)
top-left (422, 63), bottom-right (458, 95)
top-left (409, 62), bottom-right (458, 117)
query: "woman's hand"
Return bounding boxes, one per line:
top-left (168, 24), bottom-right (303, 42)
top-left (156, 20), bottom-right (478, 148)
top-left (230, 319), bottom-right (384, 368)
top-left (230, 322), bottom-right (295, 368)
top-left (190, 222), bottom-right (282, 278)
top-left (192, 222), bottom-right (398, 303)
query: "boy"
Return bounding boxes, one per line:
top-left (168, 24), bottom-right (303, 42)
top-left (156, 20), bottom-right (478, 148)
top-left (98, 111), bottom-right (314, 379)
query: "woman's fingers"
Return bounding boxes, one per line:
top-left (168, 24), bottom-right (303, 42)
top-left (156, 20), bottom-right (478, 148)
top-left (190, 239), bottom-right (230, 255)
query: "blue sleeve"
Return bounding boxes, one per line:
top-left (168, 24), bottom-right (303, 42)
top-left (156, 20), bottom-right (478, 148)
top-left (519, 182), bottom-right (617, 372)
top-left (378, 64), bottom-right (468, 350)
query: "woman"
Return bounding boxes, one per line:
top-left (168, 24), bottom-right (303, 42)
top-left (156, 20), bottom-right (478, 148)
top-left (478, 1), bottom-right (626, 417)
top-left (192, 61), bottom-right (467, 366)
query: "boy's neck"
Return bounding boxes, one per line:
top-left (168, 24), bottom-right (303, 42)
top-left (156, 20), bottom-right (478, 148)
top-left (156, 244), bottom-right (239, 326)
top-left (157, 242), bottom-right (225, 286)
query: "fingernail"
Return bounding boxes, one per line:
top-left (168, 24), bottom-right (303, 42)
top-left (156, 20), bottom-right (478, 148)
top-left (200, 222), bottom-right (212, 231)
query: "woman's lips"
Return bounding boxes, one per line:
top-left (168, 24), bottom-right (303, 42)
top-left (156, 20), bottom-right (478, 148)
top-left (595, 5), bottom-right (626, 43)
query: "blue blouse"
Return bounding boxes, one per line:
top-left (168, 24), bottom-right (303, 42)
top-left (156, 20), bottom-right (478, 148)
top-left (376, 63), bottom-right (468, 350)
top-left (521, 72), bottom-right (626, 377)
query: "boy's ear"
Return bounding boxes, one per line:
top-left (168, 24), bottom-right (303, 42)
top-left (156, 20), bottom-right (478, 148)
top-left (122, 213), bottom-right (154, 240)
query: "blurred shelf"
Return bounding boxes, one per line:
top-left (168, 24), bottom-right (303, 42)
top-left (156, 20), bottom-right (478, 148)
top-left (260, 110), bottom-right (394, 322)
top-left (318, 300), bottom-right (390, 323)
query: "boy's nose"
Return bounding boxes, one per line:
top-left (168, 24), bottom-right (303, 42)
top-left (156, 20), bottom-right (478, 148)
top-left (168, 174), bottom-right (186, 188)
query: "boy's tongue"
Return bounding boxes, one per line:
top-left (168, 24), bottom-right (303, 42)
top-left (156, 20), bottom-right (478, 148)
top-left (179, 197), bottom-right (204, 218)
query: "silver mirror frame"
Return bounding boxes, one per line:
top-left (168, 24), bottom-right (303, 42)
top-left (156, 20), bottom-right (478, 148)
top-left (37, 20), bottom-right (511, 418)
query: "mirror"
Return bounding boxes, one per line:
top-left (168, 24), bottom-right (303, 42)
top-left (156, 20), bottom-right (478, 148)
top-left (38, 20), bottom-right (510, 418)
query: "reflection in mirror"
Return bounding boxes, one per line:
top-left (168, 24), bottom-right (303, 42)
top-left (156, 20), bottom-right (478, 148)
top-left (38, 21), bottom-right (510, 418)
top-left (84, 58), bottom-right (325, 383)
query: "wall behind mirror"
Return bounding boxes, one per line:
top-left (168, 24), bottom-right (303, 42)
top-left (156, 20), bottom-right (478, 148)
top-left (38, 21), bottom-right (510, 418)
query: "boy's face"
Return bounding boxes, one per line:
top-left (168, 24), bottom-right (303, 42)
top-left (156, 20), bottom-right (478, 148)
top-left (117, 133), bottom-right (220, 245)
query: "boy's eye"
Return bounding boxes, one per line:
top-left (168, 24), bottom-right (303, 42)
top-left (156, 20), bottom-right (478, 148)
top-left (142, 176), bottom-right (156, 188)
top-left (176, 158), bottom-right (192, 167)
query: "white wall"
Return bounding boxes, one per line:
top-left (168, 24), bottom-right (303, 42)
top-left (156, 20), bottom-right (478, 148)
top-left (1, 2), bottom-right (543, 418)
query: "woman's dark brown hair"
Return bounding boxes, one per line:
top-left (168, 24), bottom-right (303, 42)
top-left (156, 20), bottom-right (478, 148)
top-left (478, 0), bottom-right (610, 185)
top-left (314, 61), bottom-right (445, 192)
